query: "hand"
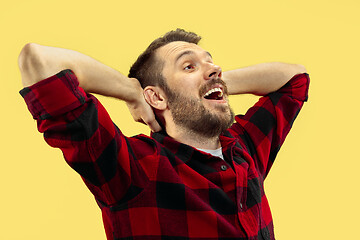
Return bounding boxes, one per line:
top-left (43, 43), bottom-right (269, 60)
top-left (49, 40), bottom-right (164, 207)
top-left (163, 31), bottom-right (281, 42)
top-left (126, 83), bottom-right (162, 133)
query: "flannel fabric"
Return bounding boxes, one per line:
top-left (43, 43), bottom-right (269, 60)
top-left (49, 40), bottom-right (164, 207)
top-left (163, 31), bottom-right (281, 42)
top-left (20, 69), bottom-right (309, 240)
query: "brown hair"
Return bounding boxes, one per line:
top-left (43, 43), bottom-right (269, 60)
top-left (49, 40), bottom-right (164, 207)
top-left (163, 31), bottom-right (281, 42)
top-left (128, 28), bottom-right (201, 91)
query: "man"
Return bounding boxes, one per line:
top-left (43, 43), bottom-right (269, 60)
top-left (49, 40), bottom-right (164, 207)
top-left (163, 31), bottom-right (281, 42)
top-left (19, 29), bottom-right (309, 239)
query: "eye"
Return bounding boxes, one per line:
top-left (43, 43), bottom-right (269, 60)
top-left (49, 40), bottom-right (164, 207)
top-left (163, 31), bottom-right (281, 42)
top-left (184, 64), bottom-right (195, 70)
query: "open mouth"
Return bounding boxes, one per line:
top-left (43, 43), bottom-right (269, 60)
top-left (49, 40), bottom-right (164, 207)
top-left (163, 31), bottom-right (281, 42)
top-left (203, 87), bottom-right (224, 100)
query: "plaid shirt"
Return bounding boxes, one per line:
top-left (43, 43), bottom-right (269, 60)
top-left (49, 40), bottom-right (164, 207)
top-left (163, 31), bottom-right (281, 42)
top-left (21, 70), bottom-right (309, 240)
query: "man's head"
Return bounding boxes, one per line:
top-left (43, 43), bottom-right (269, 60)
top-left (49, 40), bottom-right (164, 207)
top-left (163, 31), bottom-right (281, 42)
top-left (129, 29), bottom-right (234, 138)
top-left (129, 28), bottom-right (201, 92)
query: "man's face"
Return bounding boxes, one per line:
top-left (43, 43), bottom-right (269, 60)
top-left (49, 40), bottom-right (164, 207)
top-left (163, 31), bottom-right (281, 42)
top-left (156, 41), bottom-right (234, 138)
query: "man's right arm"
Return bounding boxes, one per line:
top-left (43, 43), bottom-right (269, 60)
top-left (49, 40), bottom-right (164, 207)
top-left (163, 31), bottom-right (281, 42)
top-left (18, 43), bottom-right (161, 132)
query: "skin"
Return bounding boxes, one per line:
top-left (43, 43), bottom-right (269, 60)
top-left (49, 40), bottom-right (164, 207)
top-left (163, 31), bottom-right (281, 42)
top-left (18, 41), bottom-right (306, 150)
top-left (144, 41), bottom-right (233, 149)
top-left (18, 43), bottom-right (162, 132)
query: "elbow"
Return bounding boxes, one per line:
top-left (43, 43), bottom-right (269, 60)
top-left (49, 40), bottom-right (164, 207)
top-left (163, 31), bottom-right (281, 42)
top-left (294, 64), bottom-right (307, 74)
top-left (280, 63), bottom-right (307, 80)
top-left (18, 43), bottom-right (45, 87)
top-left (18, 43), bottom-right (43, 72)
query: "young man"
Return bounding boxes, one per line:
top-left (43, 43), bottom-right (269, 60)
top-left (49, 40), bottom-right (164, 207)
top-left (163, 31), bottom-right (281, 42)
top-left (19, 29), bottom-right (309, 240)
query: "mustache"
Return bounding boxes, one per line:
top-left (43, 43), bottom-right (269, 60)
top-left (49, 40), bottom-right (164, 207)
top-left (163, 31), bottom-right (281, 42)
top-left (199, 78), bottom-right (229, 96)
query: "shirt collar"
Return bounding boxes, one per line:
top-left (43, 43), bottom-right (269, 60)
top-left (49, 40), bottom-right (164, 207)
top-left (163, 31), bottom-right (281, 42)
top-left (151, 130), bottom-right (239, 164)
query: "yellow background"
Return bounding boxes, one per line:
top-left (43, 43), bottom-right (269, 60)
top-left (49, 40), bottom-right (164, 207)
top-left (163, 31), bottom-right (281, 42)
top-left (1, 0), bottom-right (359, 239)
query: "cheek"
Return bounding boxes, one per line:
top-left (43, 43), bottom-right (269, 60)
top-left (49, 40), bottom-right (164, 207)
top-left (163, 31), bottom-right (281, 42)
top-left (184, 75), bottom-right (202, 90)
top-left (172, 75), bottom-right (197, 88)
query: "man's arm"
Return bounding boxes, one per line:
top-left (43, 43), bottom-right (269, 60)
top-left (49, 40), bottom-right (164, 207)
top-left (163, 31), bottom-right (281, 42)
top-left (226, 64), bottom-right (310, 178)
top-left (222, 62), bottom-right (306, 96)
top-left (18, 43), bottom-right (161, 132)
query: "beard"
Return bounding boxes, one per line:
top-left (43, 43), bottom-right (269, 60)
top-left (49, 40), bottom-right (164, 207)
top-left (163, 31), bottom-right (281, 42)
top-left (165, 78), bottom-right (235, 138)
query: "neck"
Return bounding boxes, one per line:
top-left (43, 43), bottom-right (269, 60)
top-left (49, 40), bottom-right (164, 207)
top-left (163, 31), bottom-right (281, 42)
top-left (165, 123), bottom-right (221, 150)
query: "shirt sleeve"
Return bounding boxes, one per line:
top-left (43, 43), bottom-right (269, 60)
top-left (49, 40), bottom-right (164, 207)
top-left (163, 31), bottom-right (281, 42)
top-left (228, 73), bottom-right (310, 179)
top-left (20, 69), bottom-right (143, 206)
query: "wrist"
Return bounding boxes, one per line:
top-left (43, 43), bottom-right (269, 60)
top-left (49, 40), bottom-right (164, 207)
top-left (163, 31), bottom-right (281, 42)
top-left (121, 77), bottom-right (144, 104)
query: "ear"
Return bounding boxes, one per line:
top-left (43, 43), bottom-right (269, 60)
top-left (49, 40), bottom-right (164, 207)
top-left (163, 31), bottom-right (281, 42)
top-left (143, 86), bottom-right (167, 111)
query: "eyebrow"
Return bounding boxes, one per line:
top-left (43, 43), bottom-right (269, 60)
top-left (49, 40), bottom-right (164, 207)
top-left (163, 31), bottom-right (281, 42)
top-left (175, 50), bottom-right (212, 63)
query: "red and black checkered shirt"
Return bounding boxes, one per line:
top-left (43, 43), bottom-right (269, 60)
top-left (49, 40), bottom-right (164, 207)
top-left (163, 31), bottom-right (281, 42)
top-left (21, 70), bottom-right (309, 240)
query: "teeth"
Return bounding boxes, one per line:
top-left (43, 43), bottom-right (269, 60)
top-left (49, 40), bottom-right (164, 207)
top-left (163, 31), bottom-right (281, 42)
top-left (204, 87), bottom-right (223, 97)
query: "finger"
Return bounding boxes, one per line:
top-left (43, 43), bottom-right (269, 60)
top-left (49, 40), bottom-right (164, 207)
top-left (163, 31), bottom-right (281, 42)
top-left (146, 119), bottom-right (162, 132)
top-left (137, 118), bottom-right (145, 125)
top-left (149, 120), bottom-right (162, 132)
top-left (144, 117), bottom-right (162, 132)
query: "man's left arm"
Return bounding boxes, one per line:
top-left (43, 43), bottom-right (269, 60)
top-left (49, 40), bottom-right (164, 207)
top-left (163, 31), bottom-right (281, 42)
top-left (223, 62), bottom-right (306, 96)
top-left (224, 62), bottom-right (309, 178)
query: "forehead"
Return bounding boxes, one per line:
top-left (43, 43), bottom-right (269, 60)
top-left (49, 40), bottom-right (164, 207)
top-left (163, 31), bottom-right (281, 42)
top-left (156, 41), bottom-right (209, 63)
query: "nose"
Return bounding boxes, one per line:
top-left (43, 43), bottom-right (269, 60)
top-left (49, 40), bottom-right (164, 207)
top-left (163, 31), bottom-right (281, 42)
top-left (204, 63), bottom-right (222, 80)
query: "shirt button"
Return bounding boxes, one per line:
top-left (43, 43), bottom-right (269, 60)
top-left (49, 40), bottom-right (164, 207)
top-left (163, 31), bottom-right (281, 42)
top-left (239, 202), bottom-right (243, 209)
top-left (262, 228), bottom-right (270, 239)
top-left (220, 165), bottom-right (227, 171)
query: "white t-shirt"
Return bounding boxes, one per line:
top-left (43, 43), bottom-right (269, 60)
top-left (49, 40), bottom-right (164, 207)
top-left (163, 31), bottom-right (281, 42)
top-left (196, 147), bottom-right (224, 160)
